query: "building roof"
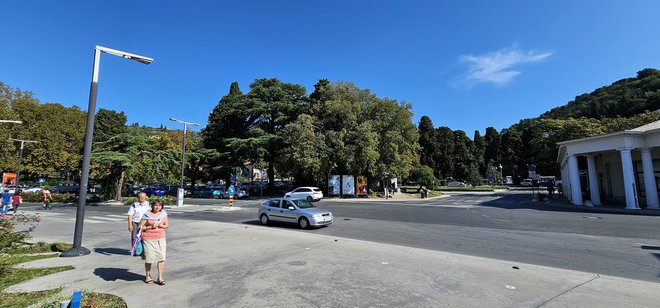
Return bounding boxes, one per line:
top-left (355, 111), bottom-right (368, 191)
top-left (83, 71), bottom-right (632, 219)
top-left (629, 119), bottom-right (660, 132)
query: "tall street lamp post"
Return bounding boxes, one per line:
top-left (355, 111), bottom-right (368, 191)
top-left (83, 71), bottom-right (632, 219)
top-left (9, 138), bottom-right (38, 189)
top-left (169, 118), bottom-right (199, 207)
top-left (61, 46), bottom-right (153, 258)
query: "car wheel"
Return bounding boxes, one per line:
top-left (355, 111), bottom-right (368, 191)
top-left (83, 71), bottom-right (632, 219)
top-left (298, 217), bottom-right (310, 229)
top-left (260, 214), bottom-right (269, 225)
top-left (306, 196), bottom-right (313, 202)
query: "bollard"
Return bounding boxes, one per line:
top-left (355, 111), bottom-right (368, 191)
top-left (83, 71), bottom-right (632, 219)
top-left (229, 195), bottom-right (234, 207)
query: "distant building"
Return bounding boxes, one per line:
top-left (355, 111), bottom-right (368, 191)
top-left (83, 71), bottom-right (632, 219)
top-left (557, 120), bottom-right (660, 210)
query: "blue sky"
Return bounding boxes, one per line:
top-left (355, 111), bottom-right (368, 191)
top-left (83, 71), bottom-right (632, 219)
top-left (2, 1), bottom-right (659, 135)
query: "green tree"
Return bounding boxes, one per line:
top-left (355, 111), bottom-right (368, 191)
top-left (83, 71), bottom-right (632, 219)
top-left (202, 82), bottom-right (254, 184)
top-left (484, 127), bottom-right (500, 167)
top-left (279, 114), bottom-right (328, 185)
top-left (435, 126), bottom-right (454, 178)
top-left (473, 130), bottom-right (486, 175)
top-left (418, 116), bottom-right (437, 171)
top-left (409, 165), bottom-right (435, 187)
top-left (244, 78), bottom-right (308, 186)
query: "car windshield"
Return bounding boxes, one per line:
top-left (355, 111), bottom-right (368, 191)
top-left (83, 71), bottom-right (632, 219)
top-left (292, 199), bottom-right (315, 209)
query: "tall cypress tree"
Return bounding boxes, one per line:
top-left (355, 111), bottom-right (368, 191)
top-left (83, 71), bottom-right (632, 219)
top-left (418, 116), bottom-right (437, 170)
top-left (473, 130), bottom-right (486, 176)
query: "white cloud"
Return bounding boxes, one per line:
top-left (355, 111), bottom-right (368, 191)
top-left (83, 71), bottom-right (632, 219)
top-left (459, 47), bottom-right (552, 86)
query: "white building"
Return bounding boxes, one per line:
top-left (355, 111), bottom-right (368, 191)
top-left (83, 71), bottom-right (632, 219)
top-left (557, 120), bottom-right (660, 210)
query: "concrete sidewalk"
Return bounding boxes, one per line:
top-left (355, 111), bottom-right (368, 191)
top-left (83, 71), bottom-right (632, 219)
top-left (7, 219), bottom-right (660, 307)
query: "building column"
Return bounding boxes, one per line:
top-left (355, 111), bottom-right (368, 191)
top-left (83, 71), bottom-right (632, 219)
top-left (568, 155), bottom-right (583, 206)
top-left (640, 148), bottom-right (659, 209)
top-left (619, 149), bottom-right (639, 210)
top-left (585, 154), bottom-right (601, 206)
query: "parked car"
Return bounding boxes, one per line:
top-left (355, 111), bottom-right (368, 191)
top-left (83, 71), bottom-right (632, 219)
top-left (258, 198), bottom-right (333, 229)
top-left (521, 179), bottom-right (533, 186)
top-left (213, 188), bottom-right (249, 199)
top-left (143, 184), bottom-right (178, 197)
top-left (284, 187), bottom-right (324, 202)
top-left (192, 188), bottom-right (215, 198)
top-left (447, 181), bottom-right (468, 188)
top-left (24, 185), bottom-right (44, 193)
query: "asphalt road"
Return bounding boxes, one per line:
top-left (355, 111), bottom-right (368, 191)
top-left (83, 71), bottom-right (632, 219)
top-left (21, 191), bottom-right (660, 283)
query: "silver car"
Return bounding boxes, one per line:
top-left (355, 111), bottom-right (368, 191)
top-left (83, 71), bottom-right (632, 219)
top-left (258, 198), bottom-right (333, 229)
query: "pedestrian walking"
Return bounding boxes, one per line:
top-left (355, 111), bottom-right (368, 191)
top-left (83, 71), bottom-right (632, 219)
top-left (42, 188), bottom-right (53, 210)
top-left (547, 181), bottom-right (555, 199)
top-left (138, 200), bottom-right (169, 285)
top-left (11, 191), bottom-right (22, 215)
top-left (1, 190), bottom-right (11, 215)
top-left (127, 192), bottom-right (150, 254)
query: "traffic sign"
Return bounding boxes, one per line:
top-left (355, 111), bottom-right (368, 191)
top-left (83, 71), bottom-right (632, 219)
top-left (228, 185), bottom-right (235, 195)
top-left (38, 178), bottom-right (45, 183)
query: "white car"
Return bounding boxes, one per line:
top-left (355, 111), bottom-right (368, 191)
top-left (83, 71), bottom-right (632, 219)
top-left (284, 187), bottom-right (324, 202)
top-left (447, 181), bottom-right (468, 187)
top-left (521, 179), bottom-right (533, 186)
top-left (24, 185), bottom-right (44, 193)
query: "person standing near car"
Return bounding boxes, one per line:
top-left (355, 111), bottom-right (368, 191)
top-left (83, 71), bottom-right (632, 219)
top-left (128, 192), bottom-right (150, 254)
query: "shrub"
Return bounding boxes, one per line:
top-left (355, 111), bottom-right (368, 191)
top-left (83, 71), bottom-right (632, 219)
top-left (19, 192), bottom-right (77, 203)
top-left (409, 165), bottom-right (436, 187)
top-left (124, 195), bottom-right (175, 206)
top-left (0, 213), bottom-right (40, 254)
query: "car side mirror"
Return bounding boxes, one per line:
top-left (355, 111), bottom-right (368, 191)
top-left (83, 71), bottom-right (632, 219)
top-left (288, 206), bottom-right (295, 210)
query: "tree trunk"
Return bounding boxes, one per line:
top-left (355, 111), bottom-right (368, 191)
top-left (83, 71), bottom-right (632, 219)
top-left (268, 158), bottom-right (275, 189)
top-left (114, 170), bottom-right (125, 201)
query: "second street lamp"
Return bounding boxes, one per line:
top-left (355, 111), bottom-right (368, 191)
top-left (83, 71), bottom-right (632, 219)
top-left (9, 138), bottom-right (38, 190)
top-left (170, 117), bottom-right (200, 207)
top-left (61, 45), bottom-right (153, 258)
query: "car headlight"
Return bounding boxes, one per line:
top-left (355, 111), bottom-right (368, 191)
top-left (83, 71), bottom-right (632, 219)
top-left (312, 214), bottom-right (322, 219)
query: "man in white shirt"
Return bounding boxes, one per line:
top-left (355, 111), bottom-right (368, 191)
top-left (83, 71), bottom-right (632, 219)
top-left (127, 192), bottom-right (151, 253)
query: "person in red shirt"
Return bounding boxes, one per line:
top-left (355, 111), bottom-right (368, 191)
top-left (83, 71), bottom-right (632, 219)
top-left (138, 200), bottom-right (169, 285)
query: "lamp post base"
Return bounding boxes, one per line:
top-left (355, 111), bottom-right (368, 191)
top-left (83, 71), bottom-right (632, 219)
top-left (60, 246), bottom-right (91, 257)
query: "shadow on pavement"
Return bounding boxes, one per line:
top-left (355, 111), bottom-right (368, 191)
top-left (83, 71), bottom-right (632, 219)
top-left (94, 267), bottom-right (143, 282)
top-left (94, 247), bottom-right (131, 256)
top-left (241, 219), bottom-right (330, 231)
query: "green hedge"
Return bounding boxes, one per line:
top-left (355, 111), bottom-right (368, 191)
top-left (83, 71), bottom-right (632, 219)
top-left (124, 195), bottom-right (176, 206)
top-left (19, 192), bottom-right (77, 203)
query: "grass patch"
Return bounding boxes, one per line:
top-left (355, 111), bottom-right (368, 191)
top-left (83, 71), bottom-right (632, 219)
top-left (9, 242), bottom-right (73, 255)
top-left (40, 290), bottom-right (127, 308)
top-left (0, 253), bottom-right (74, 307)
top-left (0, 288), bottom-right (62, 307)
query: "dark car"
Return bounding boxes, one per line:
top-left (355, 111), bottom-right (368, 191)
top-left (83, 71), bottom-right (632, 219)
top-left (143, 184), bottom-right (178, 197)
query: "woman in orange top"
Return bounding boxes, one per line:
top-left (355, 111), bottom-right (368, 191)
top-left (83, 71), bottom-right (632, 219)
top-left (138, 200), bottom-right (169, 285)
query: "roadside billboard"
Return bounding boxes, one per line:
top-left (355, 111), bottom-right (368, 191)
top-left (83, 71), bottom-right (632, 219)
top-left (2, 173), bottom-right (16, 186)
top-left (342, 175), bottom-right (355, 195)
top-left (328, 175), bottom-right (340, 195)
top-left (356, 176), bottom-right (368, 195)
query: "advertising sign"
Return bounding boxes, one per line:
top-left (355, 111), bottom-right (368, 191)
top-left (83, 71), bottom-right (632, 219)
top-left (328, 175), bottom-right (340, 195)
top-left (356, 176), bottom-right (368, 195)
top-left (342, 175), bottom-right (355, 195)
top-left (2, 173), bottom-right (16, 186)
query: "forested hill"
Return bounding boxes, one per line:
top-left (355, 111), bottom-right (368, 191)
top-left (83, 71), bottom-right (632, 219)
top-left (540, 68), bottom-right (660, 120)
